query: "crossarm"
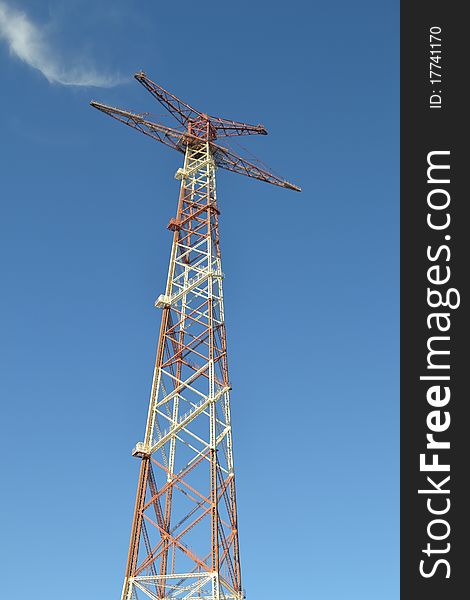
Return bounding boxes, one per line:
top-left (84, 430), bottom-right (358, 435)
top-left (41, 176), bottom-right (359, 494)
top-left (211, 144), bottom-right (301, 192)
top-left (134, 71), bottom-right (202, 128)
top-left (210, 118), bottom-right (267, 137)
top-left (90, 102), bottom-right (194, 153)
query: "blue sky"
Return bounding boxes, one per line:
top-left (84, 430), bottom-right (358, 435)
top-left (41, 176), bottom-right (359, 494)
top-left (0, 1), bottom-right (398, 599)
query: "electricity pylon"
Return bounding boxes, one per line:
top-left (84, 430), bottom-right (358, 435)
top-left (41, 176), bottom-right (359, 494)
top-left (91, 72), bottom-right (300, 600)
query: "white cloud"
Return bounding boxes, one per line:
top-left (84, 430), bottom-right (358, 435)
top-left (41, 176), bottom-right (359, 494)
top-left (0, 1), bottom-right (122, 87)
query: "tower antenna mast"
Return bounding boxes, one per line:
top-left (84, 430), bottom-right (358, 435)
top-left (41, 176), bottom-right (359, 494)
top-left (91, 71), bottom-right (300, 600)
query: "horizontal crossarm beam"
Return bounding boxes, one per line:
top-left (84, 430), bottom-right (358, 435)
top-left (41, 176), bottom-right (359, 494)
top-left (135, 71), bottom-right (202, 127)
top-left (210, 117), bottom-right (267, 137)
top-left (90, 102), bottom-right (199, 152)
top-left (212, 143), bottom-right (301, 191)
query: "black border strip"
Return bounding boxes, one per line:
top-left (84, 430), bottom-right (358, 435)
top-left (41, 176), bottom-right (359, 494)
top-left (401, 3), bottom-right (468, 598)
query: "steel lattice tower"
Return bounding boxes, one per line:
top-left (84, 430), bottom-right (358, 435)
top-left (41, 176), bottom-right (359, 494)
top-left (91, 72), bottom-right (300, 600)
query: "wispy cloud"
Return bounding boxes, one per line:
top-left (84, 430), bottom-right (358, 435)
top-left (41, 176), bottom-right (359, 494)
top-left (0, 1), bottom-right (122, 87)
